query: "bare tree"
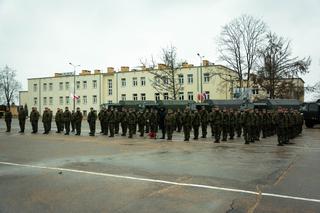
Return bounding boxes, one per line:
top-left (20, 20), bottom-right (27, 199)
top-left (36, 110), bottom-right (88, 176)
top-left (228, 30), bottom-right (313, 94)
top-left (255, 32), bottom-right (311, 99)
top-left (306, 81), bottom-right (320, 100)
top-left (0, 65), bottom-right (22, 107)
top-left (141, 45), bottom-right (183, 100)
top-left (217, 14), bottom-right (267, 88)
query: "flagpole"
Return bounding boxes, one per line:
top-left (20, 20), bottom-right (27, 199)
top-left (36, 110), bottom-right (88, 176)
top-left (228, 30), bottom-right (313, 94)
top-left (69, 62), bottom-right (80, 111)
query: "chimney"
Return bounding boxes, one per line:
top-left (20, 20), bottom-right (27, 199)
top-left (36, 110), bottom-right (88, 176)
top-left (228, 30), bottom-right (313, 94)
top-left (107, 67), bottom-right (114, 73)
top-left (80, 70), bottom-right (91, 75)
top-left (120, 66), bottom-right (129, 72)
top-left (94, 69), bottom-right (101, 74)
top-left (202, 60), bottom-right (209, 66)
top-left (188, 64), bottom-right (194, 68)
top-left (158, 64), bottom-right (167, 70)
top-left (182, 62), bottom-right (188, 68)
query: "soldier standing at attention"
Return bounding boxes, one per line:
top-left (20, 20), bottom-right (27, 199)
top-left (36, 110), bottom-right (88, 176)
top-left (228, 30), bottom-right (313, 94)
top-left (104, 108), bottom-right (110, 136)
top-left (274, 107), bottom-right (285, 146)
top-left (114, 108), bottom-right (120, 134)
top-left (199, 106), bottom-right (208, 138)
top-left (182, 107), bottom-right (192, 141)
top-left (108, 108), bottom-right (116, 137)
top-left (137, 110), bottom-right (146, 137)
top-left (74, 107), bottom-right (83, 136)
top-left (254, 109), bottom-right (262, 141)
top-left (55, 108), bottom-right (63, 133)
top-left (87, 107), bottom-right (97, 136)
top-left (158, 108), bottom-right (166, 139)
top-left (164, 109), bottom-right (175, 140)
top-left (42, 107), bottom-right (51, 134)
top-left (30, 107), bottom-right (40, 134)
top-left (229, 108), bottom-right (236, 140)
top-left (149, 108), bottom-right (158, 139)
top-left (235, 109), bottom-right (242, 137)
top-left (120, 108), bottom-right (128, 136)
top-left (98, 108), bottom-right (105, 134)
top-left (221, 108), bottom-right (230, 141)
top-left (18, 106), bottom-right (26, 133)
top-left (192, 109), bottom-right (201, 140)
top-left (242, 108), bottom-right (254, 144)
top-left (63, 107), bottom-right (72, 135)
top-left (145, 109), bottom-right (151, 134)
top-left (128, 108), bottom-right (136, 138)
top-left (261, 109), bottom-right (268, 138)
top-left (70, 110), bottom-right (75, 132)
top-left (283, 108), bottom-right (290, 144)
top-left (175, 109), bottom-right (183, 132)
top-left (210, 106), bottom-right (223, 143)
top-left (48, 109), bottom-right (53, 132)
top-left (4, 107), bottom-right (12, 132)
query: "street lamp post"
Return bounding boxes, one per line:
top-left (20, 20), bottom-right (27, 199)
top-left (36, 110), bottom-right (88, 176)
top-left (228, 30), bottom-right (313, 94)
top-left (197, 53), bottom-right (205, 102)
top-left (69, 62), bottom-right (80, 111)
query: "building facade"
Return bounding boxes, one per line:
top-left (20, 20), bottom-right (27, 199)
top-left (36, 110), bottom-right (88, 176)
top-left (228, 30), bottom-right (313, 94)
top-left (19, 62), bottom-right (237, 116)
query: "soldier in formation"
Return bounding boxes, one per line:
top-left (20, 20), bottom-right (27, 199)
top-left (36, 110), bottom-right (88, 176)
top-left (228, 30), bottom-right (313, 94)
top-left (4, 107), bottom-right (12, 132)
top-left (30, 107), bottom-right (40, 134)
top-left (18, 106), bottom-right (27, 133)
top-left (87, 107), bottom-right (97, 136)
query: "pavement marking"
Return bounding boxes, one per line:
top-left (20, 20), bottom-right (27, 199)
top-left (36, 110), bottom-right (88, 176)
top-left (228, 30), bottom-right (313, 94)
top-left (1, 161), bottom-right (320, 203)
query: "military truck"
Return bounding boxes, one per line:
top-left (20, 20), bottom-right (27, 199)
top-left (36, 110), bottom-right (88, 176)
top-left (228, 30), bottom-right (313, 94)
top-left (301, 99), bottom-right (320, 128)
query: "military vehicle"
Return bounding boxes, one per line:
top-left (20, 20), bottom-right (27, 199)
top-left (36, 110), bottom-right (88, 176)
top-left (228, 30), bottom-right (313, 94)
top-left (301, 99), bottom-right (320, 128)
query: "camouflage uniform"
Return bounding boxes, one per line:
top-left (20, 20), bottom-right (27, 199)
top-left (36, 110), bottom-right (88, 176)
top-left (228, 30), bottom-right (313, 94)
top-left (74, 108), bottom-right (83, 135)
top-left (149, 109), bottom-right (158, 139)
top-left (274, 109), bottom-right (286, 146)
top-left (63, 108), bottom-right (72, 135)
top-left (229, 109), bottom-right (236, 140)
top-left (175, 109), bottom-right (183, 132)
top-left (199, 107), bottom-right (208, 138)
top-left (221, 109), bottom-right (230, 141)
top-left (18, 107), bottom-right (27, 133)
top-left (120, 109), bottom-right (128, 136)
top-left (145, 109), bottom-right (150, 133)
top-left (242, 109), bottom-right (254, 144)
top-left (103, 109), bottom-right (109, 136)
top-left (4, 109), bottom-right (12, 132)
top-left (182, 108), bottom-right (192, 141)
top-left (165, 109), bottom-right (175, 140)
top-left (87, 108), bottom-right (97, 136)
top-left (235, 110), bottom-right (243, 137)
top-left (55, 109), bottom-right (63, 133)
top-left (192, 110), bottom-right (201, 140)
top-left (30, 107), bottom-right (40, 133)
top-left (137, 111), bottom-right (146, 137)
top-left (108, 109), bottom-right (116, 137)
top-left (128, 109), bottom-right (136, 138)
top-left (210, 108), bottom-right (223, 143)
top-left (261, 110), bottom-right (268, 138)
top-left (114, 109), bottom-right (120, 134)
top-left (98, 109), bottom-right (105, 133)
top-left (42, 108), bottom-right (51, 134)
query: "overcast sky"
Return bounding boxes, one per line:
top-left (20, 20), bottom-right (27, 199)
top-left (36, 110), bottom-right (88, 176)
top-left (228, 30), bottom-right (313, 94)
top-left (1, 0), bottom-right (319, 100)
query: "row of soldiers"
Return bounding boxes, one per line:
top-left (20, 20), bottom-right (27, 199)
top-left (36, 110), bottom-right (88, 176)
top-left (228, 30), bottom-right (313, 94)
top-left (2, 106), bottom-right (303, 146)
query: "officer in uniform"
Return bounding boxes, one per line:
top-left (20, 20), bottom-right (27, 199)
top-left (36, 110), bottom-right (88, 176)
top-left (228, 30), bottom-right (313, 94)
top-left (30, 107), bottom-right (40, 134)
top-left (63, 107), bottom-right (72, 135)
top-left (18, 106), bottom-right (26, 133)
top-left (192, 109), bottom-right (201, 140)
top-left (87, 107), bottom-right (97, 136)
top-left (42, 107), bottom-right (51, 134)
top-left (4, 107), bottom-right (12, 132)
top-left (128, 108), bottom-right (136, 138)
top-left (120, 108), bottom-right (128, 136)
top-left (199, 106), bottom-right (208, 138)
top-left (164, 109), bottom-right (175, 140)
top-left (137, 110), bottom-right (146, 137)
top-left (55, 108), bottom-right (63, 133)
top-left (182, 107), bottom-right (192, 141)
top-left (74, 107), bottom-right (83, 135)
top-left (210, 106), bottom-right (223, 143)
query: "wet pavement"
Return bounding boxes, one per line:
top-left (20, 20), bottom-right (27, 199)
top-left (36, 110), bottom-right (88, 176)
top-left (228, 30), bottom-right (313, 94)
top-left (0, 119), bottom-right (320, 212)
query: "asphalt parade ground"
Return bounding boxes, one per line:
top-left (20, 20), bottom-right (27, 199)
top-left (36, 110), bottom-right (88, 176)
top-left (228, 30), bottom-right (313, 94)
top-left (0, 119), bottom-right (320, 212)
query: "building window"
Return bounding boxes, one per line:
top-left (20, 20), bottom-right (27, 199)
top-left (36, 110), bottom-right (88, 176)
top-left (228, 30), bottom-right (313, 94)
top-left (163, 77), bottom-right (169, 85)
top-left (187, 74), bottom-right (193, 84)
top-left (83, 96), bottom-right (87, 104)
top-left (133, 77), bottom-right (138, 86)
top-left (93, 80), bottom-right (97, 89)
top-left (59, 82), bottom-right (63, 90)
top-left (164, 93), bottom-right (169, 100)
top-left (43, 97), bottom-right (47, 105)
top-left (83, 81), bottom-right (87, 89)
top-left (204, 73), bottom-right (210, 83)
top-left (155, 93), bottom-right (160, 101)
top-left (49, 97), bottom-right (53, 105)
top-left (83, 110), bottom-right (87, 117)
top-left (121, 78), bottom-right (126, 87)
top-left (49, 83), bottom-right (53, 91)
top-left (141, 77), bottom-right (146, 86)
top-left (155, 77), bottom-right (161, 85)
top-left (108, 79), bottom-right (112, 95)
top-left (43, 83), bottom-right (47, 91)
top-left (205, 91), bottom-right (210, 100)
top-left (121, 94), bottom-right (126, 101)
top-left (179, 92), bottom-right (184, 100)
top-left (65, 82), bottom-right (70, 90)
top-left (141, 93), bottom-right (146, 100)
top-left (77, 96), bottom-right (81, 104)
top-left (33, 84), bottom-right (37, 92)
top-left (188, 92), bottom-right (193, 100)
top-left (59, 96), bottom-right (63, 105)
top-left (133, 93), bottom-right (138, 100)
top-left (93, 95), bottom-right (97, 104)
top-left (178, 74), bottom-right (184, 85)
top-left (252, 89), bottom-right (259, 95)
top-left (76, 81), bottom-right (80, 89)
top-left (66, 96), bottom-right (70, 105)
top-left (108, 100), bottom-right (112, 104)
top-left (33, 97), bottom-right (37, 105)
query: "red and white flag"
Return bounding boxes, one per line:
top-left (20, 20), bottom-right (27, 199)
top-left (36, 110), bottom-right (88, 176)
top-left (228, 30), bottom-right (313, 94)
top-left (71, 93), bottom-right (80, 100)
